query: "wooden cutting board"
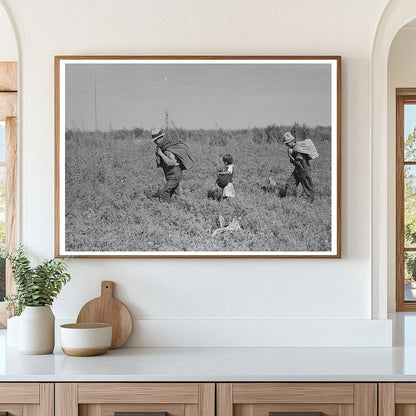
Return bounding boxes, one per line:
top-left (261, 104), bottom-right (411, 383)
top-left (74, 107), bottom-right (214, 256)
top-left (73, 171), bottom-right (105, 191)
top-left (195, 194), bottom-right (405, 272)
top-left (76, 281), bottom-right (133, 349)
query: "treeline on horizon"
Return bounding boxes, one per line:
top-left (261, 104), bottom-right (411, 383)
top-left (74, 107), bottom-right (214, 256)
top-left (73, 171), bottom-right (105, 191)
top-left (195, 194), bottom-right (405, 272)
top-left (65, 123), bottom-right (331, 145)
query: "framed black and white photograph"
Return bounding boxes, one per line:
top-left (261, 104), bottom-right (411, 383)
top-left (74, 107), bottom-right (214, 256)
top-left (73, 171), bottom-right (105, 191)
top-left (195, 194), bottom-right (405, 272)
top-left (55, 56), bottom-right (341, 258)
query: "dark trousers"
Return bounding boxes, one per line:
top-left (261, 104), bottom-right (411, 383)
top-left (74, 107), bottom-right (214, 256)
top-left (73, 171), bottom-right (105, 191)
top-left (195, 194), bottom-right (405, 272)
top-left (285, 165), bottom-right (314, 202)
top-left (158, 165), bottom-right (183, 201)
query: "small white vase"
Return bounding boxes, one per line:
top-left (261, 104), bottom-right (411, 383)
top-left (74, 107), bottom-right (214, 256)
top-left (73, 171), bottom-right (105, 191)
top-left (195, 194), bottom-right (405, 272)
top-left (19, 306), bottom-right (55, 354)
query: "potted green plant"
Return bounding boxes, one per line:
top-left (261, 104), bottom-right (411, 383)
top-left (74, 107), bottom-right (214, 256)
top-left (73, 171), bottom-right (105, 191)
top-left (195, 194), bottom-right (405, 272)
top-left (4, 246), bottom-right (71, 354)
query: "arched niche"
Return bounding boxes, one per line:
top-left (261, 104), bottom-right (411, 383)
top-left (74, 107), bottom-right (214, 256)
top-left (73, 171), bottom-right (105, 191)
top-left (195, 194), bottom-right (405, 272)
top-left (371, 0), bottom-right (416, 319)
top-left (0, 0), bottom-right (18, 327)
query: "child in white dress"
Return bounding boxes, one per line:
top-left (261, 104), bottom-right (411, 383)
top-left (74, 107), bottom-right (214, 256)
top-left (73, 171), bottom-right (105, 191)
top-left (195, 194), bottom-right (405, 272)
top-left (216, 154), bottom-right (235, 201)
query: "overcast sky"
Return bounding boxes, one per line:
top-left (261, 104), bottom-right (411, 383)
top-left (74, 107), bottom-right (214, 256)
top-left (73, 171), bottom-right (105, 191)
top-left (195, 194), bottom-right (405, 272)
top-left (65, 61), bottom-right (332, 131)
top-left (406, 104), bottom-right (416, 138)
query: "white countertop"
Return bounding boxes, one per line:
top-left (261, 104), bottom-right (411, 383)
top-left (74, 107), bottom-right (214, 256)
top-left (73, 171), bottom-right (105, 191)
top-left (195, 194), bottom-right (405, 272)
top-left (2, 346), bottom-right (416, 382)
top-left (2, 313), bottom-right (416, 382)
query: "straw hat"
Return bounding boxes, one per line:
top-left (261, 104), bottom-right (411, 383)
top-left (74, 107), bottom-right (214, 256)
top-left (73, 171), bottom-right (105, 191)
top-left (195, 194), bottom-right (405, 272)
top-left (283, 131), bottom-right (295, 145)
top-left (151, 128), bottom-right (165, 141)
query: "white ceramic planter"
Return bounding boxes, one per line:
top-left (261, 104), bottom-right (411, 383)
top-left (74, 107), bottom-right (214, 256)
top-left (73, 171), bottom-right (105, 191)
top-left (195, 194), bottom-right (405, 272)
top-left (19, 306), bottom-right (55, 354)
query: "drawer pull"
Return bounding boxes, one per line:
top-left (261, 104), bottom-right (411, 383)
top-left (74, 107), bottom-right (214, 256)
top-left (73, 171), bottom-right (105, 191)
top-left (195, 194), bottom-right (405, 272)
top-left (270, 413), bottom-right (323, 416)
top-left (115, 413), bottom-right (168, 416)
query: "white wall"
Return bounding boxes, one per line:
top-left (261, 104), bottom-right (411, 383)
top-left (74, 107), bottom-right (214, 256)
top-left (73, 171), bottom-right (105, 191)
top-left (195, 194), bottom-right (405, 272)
top-left (0, 3), bottom-right (16, 61)
top-left (387, 26), bottom-right (416, 312)
top-left (0, 0), bottom-right (393, 347)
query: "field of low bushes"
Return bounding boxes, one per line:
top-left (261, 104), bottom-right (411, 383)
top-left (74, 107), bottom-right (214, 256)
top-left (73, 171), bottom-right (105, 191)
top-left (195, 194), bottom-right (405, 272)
top-left (64, 124), bottom-right (333, 253)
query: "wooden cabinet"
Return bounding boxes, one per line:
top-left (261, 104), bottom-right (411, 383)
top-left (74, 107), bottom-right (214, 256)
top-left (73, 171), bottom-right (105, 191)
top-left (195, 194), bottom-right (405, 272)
top-left (0, 383), bottom-right (53, 416)
top-left (55, 383), bottom-right (215, 416)
top-left (217, 383), bottom-right (377, 416)
top-left (0, 381), bottom-right (410, 416)
top-left (379, 383), bottom-right (416, 416)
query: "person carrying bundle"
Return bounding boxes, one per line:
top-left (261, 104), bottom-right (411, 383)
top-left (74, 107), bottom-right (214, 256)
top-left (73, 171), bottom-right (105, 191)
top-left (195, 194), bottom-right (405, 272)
top-left (280, 131), bottom-right (318, 203)
top-left (152, 129), bottom-right (194, 202)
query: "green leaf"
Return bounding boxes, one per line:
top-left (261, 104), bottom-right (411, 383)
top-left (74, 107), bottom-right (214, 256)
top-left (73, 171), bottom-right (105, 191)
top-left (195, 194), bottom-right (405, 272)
top-left (5, 245), bottom-right (71, 315)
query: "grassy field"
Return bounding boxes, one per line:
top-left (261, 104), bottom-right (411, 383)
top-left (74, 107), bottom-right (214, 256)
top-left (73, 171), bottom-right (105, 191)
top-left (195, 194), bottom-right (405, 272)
top-left (64, 127), bottom-right (333, 252)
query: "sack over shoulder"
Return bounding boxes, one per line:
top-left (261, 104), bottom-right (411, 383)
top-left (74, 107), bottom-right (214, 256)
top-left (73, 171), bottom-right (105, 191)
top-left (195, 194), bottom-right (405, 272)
top-left (293, 139), bottom-right (319, 160)
top-left (164, 142), bottom-right (195, 170)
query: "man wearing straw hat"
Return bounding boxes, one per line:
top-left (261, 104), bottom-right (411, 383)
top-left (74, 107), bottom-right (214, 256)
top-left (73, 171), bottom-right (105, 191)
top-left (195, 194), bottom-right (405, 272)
top-left (151, 128), bottom-right (182, 201)
top-left (151, 128), bottom-right (194, 202)
top-left (280, 131), bottom-right (316, 203)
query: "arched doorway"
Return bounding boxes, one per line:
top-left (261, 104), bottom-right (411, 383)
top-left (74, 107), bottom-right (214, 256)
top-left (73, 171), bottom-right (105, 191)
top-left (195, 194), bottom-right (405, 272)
top-left (371, 0), bottom-right (416, 318)
top-left (0, 0), bottom-right (18, 327)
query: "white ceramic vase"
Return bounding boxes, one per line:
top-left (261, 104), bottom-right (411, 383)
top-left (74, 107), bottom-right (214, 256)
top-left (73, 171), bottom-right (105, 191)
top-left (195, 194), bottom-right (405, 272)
top-left (19, 305), bottom-right (55, 354)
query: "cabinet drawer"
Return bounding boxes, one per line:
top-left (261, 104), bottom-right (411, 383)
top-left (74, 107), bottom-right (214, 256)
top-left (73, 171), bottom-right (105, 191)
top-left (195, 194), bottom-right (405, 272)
top-left (217, 383), bottom-right (376, 416)
top-left (0, 383), bottom-right (39, 403)
top-left (78, 383), bottom-right (200, 404)
top-left (56, 383), bottom-right (215, 416)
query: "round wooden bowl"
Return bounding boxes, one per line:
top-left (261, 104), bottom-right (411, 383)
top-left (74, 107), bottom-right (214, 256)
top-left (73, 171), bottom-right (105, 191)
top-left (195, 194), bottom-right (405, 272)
top-left (60, 323), bottom-right (112, 356)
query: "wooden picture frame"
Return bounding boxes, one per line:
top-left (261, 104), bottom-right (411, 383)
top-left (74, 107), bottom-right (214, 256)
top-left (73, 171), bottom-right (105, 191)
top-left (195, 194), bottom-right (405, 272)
top-left (55, 56), bottom-right (341, 258)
